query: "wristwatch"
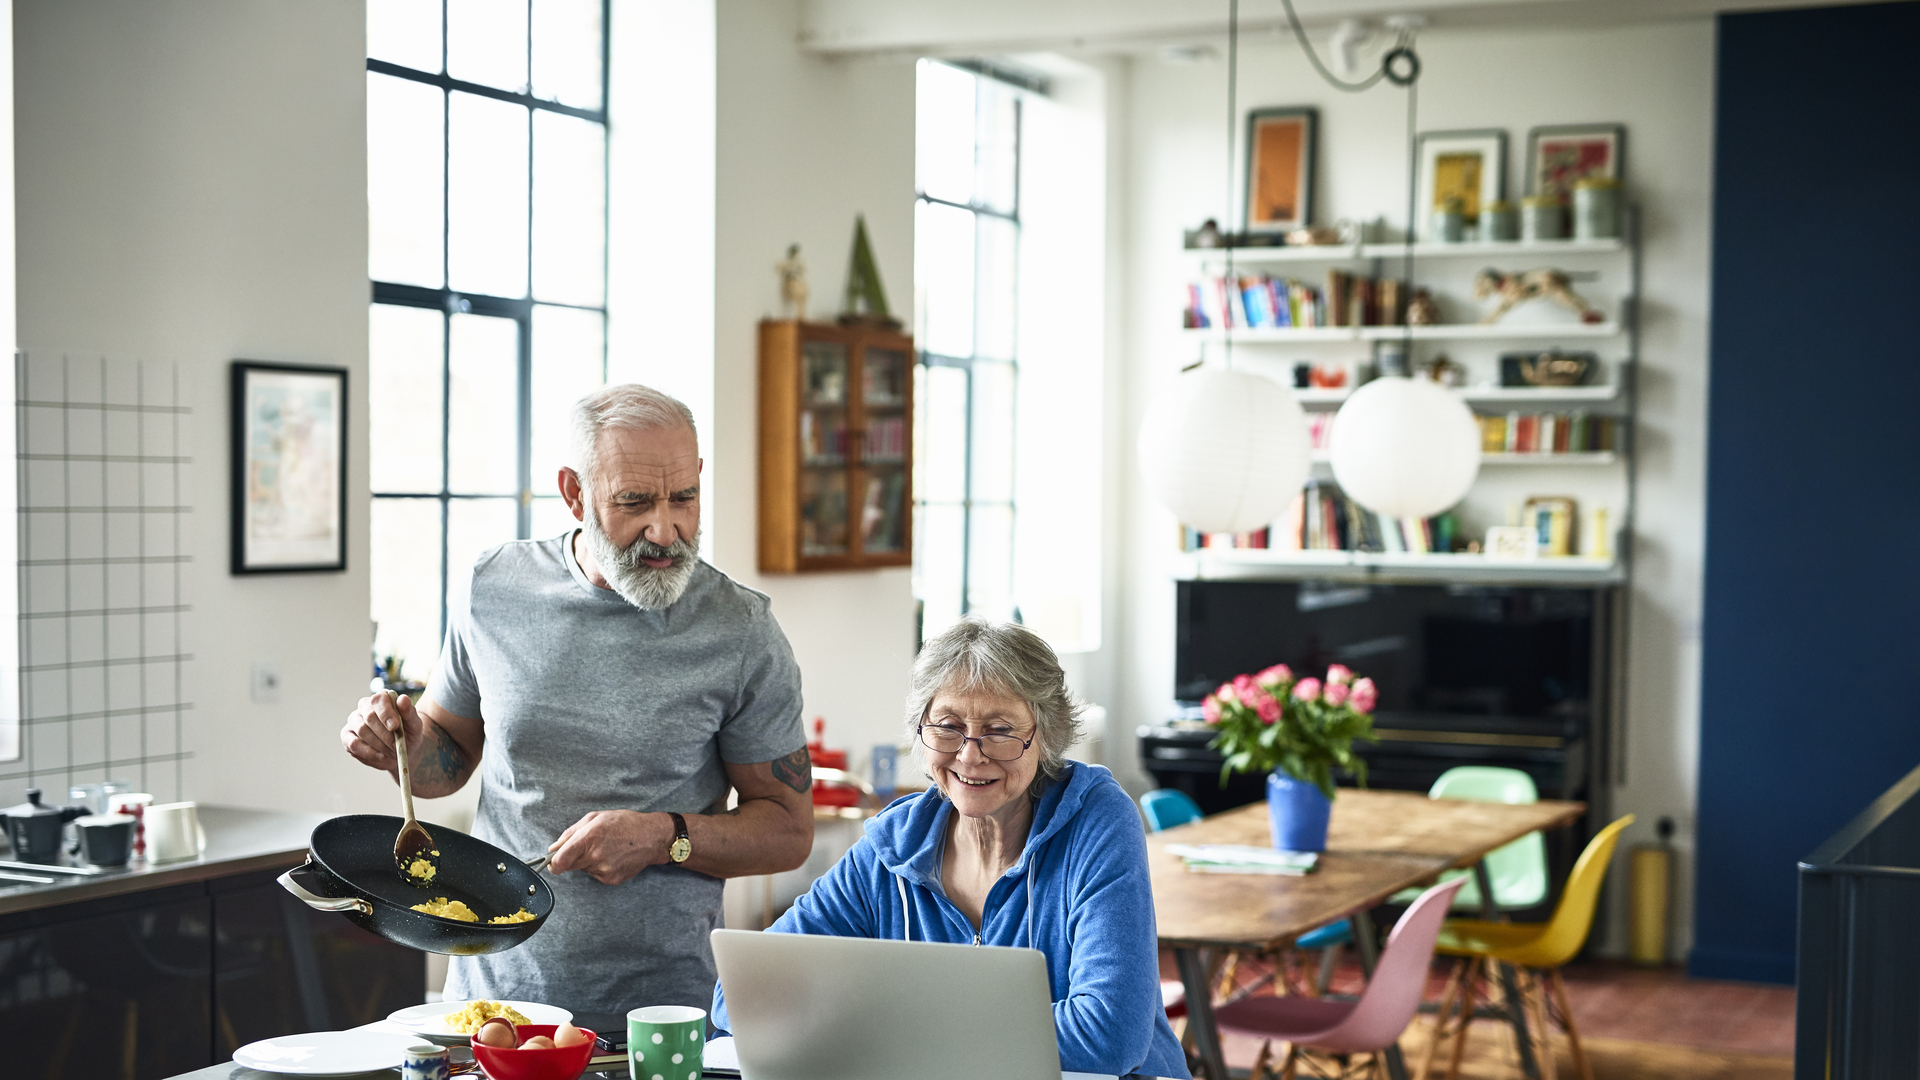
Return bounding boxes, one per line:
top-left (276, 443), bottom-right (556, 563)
top-left (668, 812), bottom-right (692, 864)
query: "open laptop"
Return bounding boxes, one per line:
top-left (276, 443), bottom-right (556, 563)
top-left (710, 928), bottom-right (1117, 1080)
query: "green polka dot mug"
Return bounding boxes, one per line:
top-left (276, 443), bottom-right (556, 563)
top-left (627, 1005), bottom-right (705, 1080)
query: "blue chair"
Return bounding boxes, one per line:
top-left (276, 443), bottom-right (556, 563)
top-left (1140, 789), bottom-right (1352, 995)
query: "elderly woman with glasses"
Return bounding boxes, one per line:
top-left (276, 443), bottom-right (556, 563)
top-left (711, 617), bottom-right (1188, 1079)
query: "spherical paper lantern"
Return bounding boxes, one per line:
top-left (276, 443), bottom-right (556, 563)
top-left (1138, 368), bottom-right (1311, 534)
top-left (1328, 375), bottom-right (1482, 519)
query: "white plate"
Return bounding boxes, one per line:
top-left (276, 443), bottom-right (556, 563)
top-left (232, 1030), bottom-right (421, 1075)
top-left (385, 999), bottom-right (574, 1045)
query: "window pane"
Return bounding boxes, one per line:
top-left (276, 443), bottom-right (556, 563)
top-left (530, 305), bottom-right (604, 493)
top-left (976, 80), bottom-right (1019, 216)
top-left (369, 305), bottom-right (445, 493)
top-left (916, 60), bottom-right (975, 205)
top-left (915, 364), bottom-right (966, 503)
top-left (532, 0), bottom-right (603, 110)
top-left (368, 74), bottom-right (445, 288)
top-left (447, 0), bottom-right (528, 92)
top-left (448, 313), bottom-right (520, 494)
top-left (967, 503), bottom-right (1015, 621)
top-left (532, 110), bottom-right (607, 306)
top-left (915, 503), bottom-right (964, 637)
top-left (448, 92), bottom-right (530, 298)
top-left (915, 200), bottom-right (974, 359)
top-left (368, 0), bottom-right (442, 72)
top-left (446, 497), bottom-right (520, 627)
top-left (975, 215), bottom-right (1018, 362)
top-left (370, 497), bottom-right (444, 682)
top-left (531, 495), bottom-right (577, 540)
top-left (969, 361), bottom-right (1016, 504)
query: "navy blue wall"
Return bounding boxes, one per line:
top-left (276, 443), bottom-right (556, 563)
top-left (1696, 1), bottom-right (1920, 984)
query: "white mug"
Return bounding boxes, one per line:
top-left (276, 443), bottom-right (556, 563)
top-left (107, 793), bottom-right (154, 859)
top-left (144, 801), bottom-right (205, 862)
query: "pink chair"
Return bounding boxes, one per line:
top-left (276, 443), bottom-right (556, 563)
top-left (1211, 877), bottom-right (1466, 1079)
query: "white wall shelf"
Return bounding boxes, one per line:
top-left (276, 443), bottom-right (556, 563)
top-left (1184, 320), bottom-right (1623, 344)
top-left (1176, 548), bottom-right (1625, 586)
top-left (1181, 236), bottom-right (1629, 265)
top-left (1482, 451), bottom-right (1619, 466)
top-left (1293, 384), bottom-right (1621, 407)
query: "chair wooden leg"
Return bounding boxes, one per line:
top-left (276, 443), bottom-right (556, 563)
top-left (1416, 958), bottom-right (1467, 1080)
top-left (1442, 957), bottom-right (1480, 1080)
top-left (1546, 969), bottom-right (1594, 1080)
top-left (1250, 1039), bottom-right (1275, 1080)
top-left (1522, 970), bottom-right (1558, 1080)
top-left (1217, 950), bottom-right (1244, 999)
top-left (1280, 1041), bottom-right (1301, 1080)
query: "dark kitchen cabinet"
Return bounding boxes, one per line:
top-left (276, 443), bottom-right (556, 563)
top-left (0, 868), bottom-right (422, 1080)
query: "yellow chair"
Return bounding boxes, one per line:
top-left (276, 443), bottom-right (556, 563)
top-left (1417, 814), bottom-right (1634, 1080)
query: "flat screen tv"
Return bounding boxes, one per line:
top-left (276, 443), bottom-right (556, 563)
top-left (1175, 580), bottom-right (1597, 723)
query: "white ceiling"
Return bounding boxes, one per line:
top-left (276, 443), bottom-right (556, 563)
top-left (798, 0), bottom-right (1881, 56)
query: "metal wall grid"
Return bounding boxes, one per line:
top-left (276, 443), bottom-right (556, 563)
top-left (2, 355), bottom-right (191, 808)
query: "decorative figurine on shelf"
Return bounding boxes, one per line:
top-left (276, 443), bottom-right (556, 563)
top-left (776, 243), bottom-right (809, 321)
top-left (1473, 267), bottom-right (1606, 324)
top-left (1407, 288), bottom-right (1440, 326)
top-left (839, 215), bottom-right (903, 331)
top-left (1421, 353), bottom-right (1466, 387)
top-left (1191, 218), bottom-right (1225, 248)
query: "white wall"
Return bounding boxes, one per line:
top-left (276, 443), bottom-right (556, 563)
top-left (13, 0), bottom-right (398, 815)
top-left (711, 0), bottom-right (920, 775)
top-left (1115, 22), bottom-right (1714, 957)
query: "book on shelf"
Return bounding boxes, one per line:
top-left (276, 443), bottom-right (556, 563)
top-left (864, 415), bottom-right (906, 461)
top-left (1478, 411), bottom-right (1617, 454)
top-left (1184, 272), bottom-right (1407, 330)
top-left (1178, 480), bottom-right (1459, 557)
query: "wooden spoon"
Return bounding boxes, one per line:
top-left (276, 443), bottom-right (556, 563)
top-left (389, 691), bottom-right (438, 887)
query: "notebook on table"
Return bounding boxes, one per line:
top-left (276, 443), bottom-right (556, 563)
top-left (709, 927), bottom-right (1118, 1080)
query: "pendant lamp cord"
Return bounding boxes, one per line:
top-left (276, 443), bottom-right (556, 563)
top-left (1223, 0), bottom-right (1239, 372)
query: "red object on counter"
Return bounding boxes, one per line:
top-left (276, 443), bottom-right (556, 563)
top-left (469, 1025), bottom-right (596, 1080)
top-left (808, 717), bottom-right (861, 807)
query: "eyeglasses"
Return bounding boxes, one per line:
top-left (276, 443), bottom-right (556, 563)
top-left (918, 722), bottom-right (1035, 762)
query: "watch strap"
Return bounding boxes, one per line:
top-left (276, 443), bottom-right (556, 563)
top-left (669, 812), bottom-right (691, 863)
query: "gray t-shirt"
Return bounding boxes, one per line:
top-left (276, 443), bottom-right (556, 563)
top-left (431, 531), bottom-right (804, 1014)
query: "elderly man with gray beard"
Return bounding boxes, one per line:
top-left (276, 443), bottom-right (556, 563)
top-left (340, 383), bottom-right (813, 1015)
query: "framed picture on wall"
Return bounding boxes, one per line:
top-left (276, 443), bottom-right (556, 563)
top-left (1414, 129), bottom-right (1507, 239)
top-left (231, 360), bottom-right (348, 574)
top-left (1243, 106), bottom-right (1318, 233)
top-left (1526, 123), bottom-right (1626, 202)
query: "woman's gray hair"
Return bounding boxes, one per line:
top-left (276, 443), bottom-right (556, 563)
top-left (570, 383), bottom-right (697, 489)
top-left (905, 616), bottom-right (1085, 799)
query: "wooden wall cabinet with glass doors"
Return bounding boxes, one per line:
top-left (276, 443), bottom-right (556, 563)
top-left (759, 319), bottom-right (914, 572)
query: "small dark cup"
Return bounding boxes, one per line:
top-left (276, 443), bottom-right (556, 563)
top-left (73, 813), bottom-right (136, 867)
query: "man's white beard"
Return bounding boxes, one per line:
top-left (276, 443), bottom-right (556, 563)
top-left (580, 504), bottom-right (700, 610)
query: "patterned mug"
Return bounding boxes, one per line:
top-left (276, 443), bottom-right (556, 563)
top-left (628, 1006), bottom-right (704, 1080)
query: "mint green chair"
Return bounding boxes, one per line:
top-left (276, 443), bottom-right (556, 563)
top-left (1394, 766), bottom-right (1550, 912)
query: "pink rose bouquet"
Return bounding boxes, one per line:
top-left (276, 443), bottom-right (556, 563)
top-left (1201, 663), bottom-right (1381, 800)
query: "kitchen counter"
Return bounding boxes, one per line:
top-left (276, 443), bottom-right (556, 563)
top-left (0, 804), bottom-right (325, 918)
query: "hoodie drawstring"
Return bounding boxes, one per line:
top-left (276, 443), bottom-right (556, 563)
top-left (898, 875), bottom-right (912, 942)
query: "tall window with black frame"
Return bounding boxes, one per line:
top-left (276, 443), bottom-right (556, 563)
top-left (914, 60), bottom-right (1022, 644)
top-left (365, 1), bottom-right (609, 681)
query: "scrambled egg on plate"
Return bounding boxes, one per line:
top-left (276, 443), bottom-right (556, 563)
top-left (443, 1000), bottom-right (532, 1034)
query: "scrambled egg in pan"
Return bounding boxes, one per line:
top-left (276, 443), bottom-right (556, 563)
top-left (409, 897), bottom-right (537, 925)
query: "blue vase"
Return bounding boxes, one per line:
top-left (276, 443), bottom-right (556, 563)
top-left (1267, 770), bottom-right (1332, 852)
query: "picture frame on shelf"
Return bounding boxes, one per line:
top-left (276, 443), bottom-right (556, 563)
top-left (1525, 123), bottom-right (1625, 202)
top-left (1414, 129), bottom-right (1507, 239)
top-left (1243, 106), bottom-right (1317, 233)
top-left (230, 360), bottom-right (348, 574)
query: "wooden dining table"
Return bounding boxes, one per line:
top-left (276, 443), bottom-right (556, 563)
top-left (1151, 789), bottom-right (1585, 1080)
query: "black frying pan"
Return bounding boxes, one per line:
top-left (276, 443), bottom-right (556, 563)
top-left (277, 814), bottom-right (554, 955)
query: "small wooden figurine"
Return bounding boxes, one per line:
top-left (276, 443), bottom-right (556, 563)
top-left (1473, 267), bottom-right (1605, 325)
top-left (776, 243), bottom-right (809, 321)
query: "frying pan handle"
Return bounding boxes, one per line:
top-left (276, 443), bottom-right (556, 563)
top-left (278, 858), bottom-right (373, 916)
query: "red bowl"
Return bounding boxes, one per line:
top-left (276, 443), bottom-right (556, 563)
top-left (469, 1024), bottom-right (596, 1080)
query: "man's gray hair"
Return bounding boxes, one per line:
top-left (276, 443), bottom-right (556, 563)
top-left (905, 616), bottom-right (1085, 797)
top-left (570, 383), bottom-right (697, 487)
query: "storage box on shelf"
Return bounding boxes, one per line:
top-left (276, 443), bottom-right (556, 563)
top-left (758, 319), bottom-right (914, 572)
top-left (1173, 215), bottom-right (1640, 584)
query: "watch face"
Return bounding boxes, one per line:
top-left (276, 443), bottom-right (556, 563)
top-left (670, 836), bottom-right (692, 863)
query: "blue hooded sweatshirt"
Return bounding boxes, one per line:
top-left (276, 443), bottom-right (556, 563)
top-left (712, 761), bottom-right (1189, 1079)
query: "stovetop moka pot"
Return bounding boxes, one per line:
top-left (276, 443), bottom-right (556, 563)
top-left (3, 788), bottom-right (88, 863)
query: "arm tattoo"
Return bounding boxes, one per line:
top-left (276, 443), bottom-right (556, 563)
top-left (427, 724), bottom-right (471, 781)
top-left (770, 748), bottom-right (813, 794)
